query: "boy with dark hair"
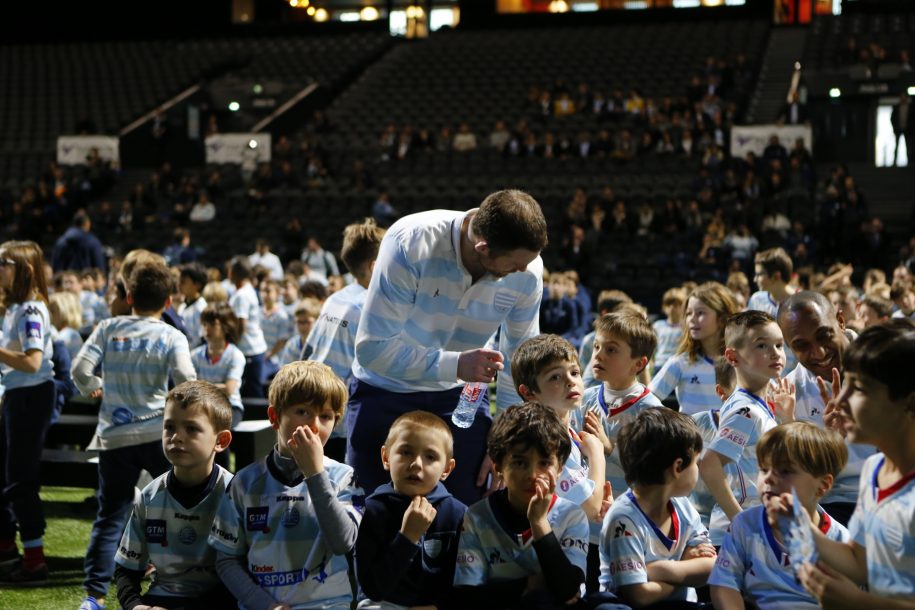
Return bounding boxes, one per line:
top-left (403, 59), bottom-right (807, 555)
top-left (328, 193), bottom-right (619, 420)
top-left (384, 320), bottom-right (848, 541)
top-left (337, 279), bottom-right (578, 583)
top-left (748, 247), bottom-right (793, 317)
top-left (114, 381), bottom-right (235, 610)
top-left (209, 361), bottom-right (361, 609)
top-left (356, 411), bottom-right (466, 609)
top-left (72, 262), bottom-right (197, 610)
top-left (600, 408), bottom-right (715, 608)
top-left (178, 262), bottom-right (208, 347)
top-left (228, 256), bottom-right (268, 398)
top-left (454, 402), bottom-right (588, 609)
top-left (699, 310), bottom-right (786, 542)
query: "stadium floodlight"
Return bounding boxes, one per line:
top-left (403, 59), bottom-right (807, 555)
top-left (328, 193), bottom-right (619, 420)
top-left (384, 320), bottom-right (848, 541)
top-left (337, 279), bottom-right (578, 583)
top-left (908, 86), bottom-right (915, 96)
top-left (228, 101), bottom-right (241, 112)
top-left (829, 88), bottom-right (841, 98)
top-left (247, 140), bottom-right (258, 149)
top-left (360, 6), bottom-right (380, 21)
top-left (314, 7), bottom-right (329, 21)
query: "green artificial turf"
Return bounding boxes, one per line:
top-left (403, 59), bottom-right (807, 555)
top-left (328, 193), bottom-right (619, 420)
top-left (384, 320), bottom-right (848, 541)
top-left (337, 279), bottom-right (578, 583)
top-left (0, 487), bottom-right (116, 610)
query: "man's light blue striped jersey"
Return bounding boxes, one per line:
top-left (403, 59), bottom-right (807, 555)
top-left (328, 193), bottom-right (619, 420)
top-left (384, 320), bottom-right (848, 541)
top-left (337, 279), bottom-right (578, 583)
top-left (262, 307), bottom-right (294, 364)
top-left (453, 493), bottom-right (588, 586)
top-left (72, 315), bottom-right (196, 449)
top-left (648, 352), bottom-right (718, 416)
top-left (707, 389), bottom-right (778, 533)
top-left (576, 384), bottom-right (664, 501)
top-left (848, 453), bottom-right (915, 599)
top-left (208, 454), bottom-right (361, 609)
top-left (352, 209), bottom-right (543, 412)
top-left (115, 466), bottom-right (234, 598)
top-left (177, 296), bottom-right (207, 348)
top-left (1, 300), bottom-right (54, 389)
top-left (786, 362), bottom-right (875, 505)
top-left (599, 491), bottom-right (710, 601)
top-left (651, 319), bottom-right (683, 373)
top-left (709, 505), bottom-right (849, 610)
top-left (746, 291), bottom-right (797, 370)
top-left (191, 343), bottom-right (245, 411)
top-left (306, 283), bottom-right (366, 383)
top-left (230, 282), bottom-right (267, 356)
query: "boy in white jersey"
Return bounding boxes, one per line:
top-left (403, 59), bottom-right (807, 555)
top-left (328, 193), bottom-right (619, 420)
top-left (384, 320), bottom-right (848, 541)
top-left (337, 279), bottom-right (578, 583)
top-left (580, 310), bottom-right (664, 502)
top-left (228, 256), bottom-right (268, 399)
top-left (113, 381), bottom-right (235, 610)
top-left (177, 262), bottom-right (208, 348)
top-left (72, 262), bottom-right (197, 610)
top-left (261, 279), bottom-right (294, 379)
top-left (769, 320), bottom-right (915, 608)
top-left (748, 247), bottom-right (793, 317)
top-left (710, 422), bottom-right (849, 610)
top-left (652, 287), bottom-right (686, 374)
top-left (700, 311), bottom-right (786, 542)
top-left (209, 361), bottom-right (361, 610)
top-left (599, 408), bottom-right (715, 608)
top-left (454, 402), bottom-right (588, 608)
top-left (279, 299), bottom-right (321, 367)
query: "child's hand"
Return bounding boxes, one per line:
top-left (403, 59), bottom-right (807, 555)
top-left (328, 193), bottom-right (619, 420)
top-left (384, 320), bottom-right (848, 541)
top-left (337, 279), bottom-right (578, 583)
top-left (527, 469), bottom-right (556, 533)
top-left (768, 375), bottom-right (796, 423)
top-left (584, 410), bottom-right (613, 455)
top-left (682, 543), bottom-right (717, 560)
top-left (286, 425), bottom-right (325, 477)
top-left (573, 429), bottom-right (604, 463)
top-left (89, 388), bottom-right (103, 400)
top-left (400, 496), bottom-right (437, 544)
top-left (817, 368), bottom-right (848, 437)
top-left (798, 560), bottom-right (863, 610)
top-left (597, 481), bottom-right (613, 522)
top-left (764, 489), bottom-right (813, 539)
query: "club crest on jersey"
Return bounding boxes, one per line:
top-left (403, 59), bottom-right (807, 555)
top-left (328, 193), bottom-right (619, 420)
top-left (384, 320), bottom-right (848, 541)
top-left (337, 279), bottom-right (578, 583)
top-left (179, 525), bottom-right (197, 545)
top-left (423, 538), bottom-right (443, 559)
top-left (282, 506), bottom-right (300, 528)
top-left (146, 520), bottom-right (168, 546)
top-left (247, 506), bottom-right (270, 533)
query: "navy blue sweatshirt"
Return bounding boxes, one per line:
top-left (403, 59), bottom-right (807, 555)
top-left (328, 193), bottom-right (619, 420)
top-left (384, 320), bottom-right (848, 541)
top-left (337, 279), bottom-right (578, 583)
top-left (356, 482), bottom-right (467, 608)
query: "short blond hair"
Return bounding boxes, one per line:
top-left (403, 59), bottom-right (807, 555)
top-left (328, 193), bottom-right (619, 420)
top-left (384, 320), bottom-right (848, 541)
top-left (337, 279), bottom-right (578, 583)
top-left (202, 281), bottom-right (229, 304)
top-left (268, 361), bottom-right (348, 423)
top-left (295, 297), bottom-right (323, 320)
top-left (385, 411), bottom-right (454, 459)
top-left (757, 421), bottom-right (847, 479)
top-left (49, 291), bottom-right (82, 330)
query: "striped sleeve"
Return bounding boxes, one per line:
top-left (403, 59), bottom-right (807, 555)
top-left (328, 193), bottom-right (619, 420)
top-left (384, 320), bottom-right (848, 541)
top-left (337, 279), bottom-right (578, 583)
top-left (495, 265), bottom-right (543, 412)
top-left (648, 353), bottom-right (682, 401)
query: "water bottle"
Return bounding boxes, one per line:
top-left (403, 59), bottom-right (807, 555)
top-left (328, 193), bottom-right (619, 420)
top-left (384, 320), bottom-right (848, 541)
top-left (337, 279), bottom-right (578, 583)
top-left (452, 382), bottom-right (486, 429)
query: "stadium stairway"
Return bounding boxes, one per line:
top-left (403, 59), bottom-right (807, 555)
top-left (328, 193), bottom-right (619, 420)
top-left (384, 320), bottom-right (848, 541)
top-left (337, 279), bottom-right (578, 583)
top-left (747, 26), bottom-right (808, 123)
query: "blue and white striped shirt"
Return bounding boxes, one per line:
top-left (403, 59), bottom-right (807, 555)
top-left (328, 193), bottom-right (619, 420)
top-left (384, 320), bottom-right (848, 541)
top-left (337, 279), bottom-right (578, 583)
top-left (115, 466), bottom-right (234, 598)
top-left (72, 315), bottom-right (196, 449)
top-left (262, 307), bottom-right (294, 364)
top-left (191, 343), bottom-right (245, 411)
top-left (230, 282), bottom-right (267, 356)
top-left (648, 352), bottom-right (718, 416)
top-left (848, 453), bottom-right (915, 599)
top-left (306, 283), bottom-right (366, 383)
top-left (177, 296), bottom-right (207, 348)
top-left (352, 210), bottom-right (543, 411)
top-left (651, 319), bottom-right (683, 373)
top-left (1, 300), bottom-right (54, 389)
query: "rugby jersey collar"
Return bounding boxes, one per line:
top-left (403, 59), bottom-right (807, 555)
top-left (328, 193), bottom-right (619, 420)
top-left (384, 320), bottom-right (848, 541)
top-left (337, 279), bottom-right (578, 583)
top-left (488, 488), bottom-right (558, 547)
top-left (166, 464), bottom-right (221, 510)
top-left (597, 384), bottom-right (652, 417)
top-left (872, 455), bottom-right (915, 503)
top-left (762, 505), bottom-right (832, 563)
top-left (625, 490), bottom-right (679, 550)
top-left (268, 447), bottom-right (305, 487)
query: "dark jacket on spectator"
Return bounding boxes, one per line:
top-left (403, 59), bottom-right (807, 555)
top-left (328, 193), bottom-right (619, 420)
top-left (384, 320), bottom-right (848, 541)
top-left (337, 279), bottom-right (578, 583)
top-left (52, 226), bottom-right (105, 272)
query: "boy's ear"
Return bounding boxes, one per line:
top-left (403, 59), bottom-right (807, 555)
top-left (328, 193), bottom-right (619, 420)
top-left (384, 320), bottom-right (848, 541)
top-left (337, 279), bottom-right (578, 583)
top-left (267, 405), bottom-right (279, 430)
top-left (816, 473), bottom-right (834, 498)
top-left (714, 383), bottom-right (729, 402)
top-left (631, 355), bottom-right (649, 376)
top-left (517, 383), bottom-right (536, 401)
top-left (441, 457), bottom-right (456, 480)
top-left (126, 291), bottom-right (135, 306)
top-left (724, 346), bottom-right (739, 367)
top-left (215, 430), bottom-right (232, 453)
top-left (380, 445), bottom-right (391, 471)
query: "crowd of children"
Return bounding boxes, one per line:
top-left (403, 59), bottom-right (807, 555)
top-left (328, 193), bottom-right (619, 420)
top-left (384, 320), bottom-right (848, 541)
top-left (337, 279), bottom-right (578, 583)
top-left (0, 223), bottom-right (913, 610)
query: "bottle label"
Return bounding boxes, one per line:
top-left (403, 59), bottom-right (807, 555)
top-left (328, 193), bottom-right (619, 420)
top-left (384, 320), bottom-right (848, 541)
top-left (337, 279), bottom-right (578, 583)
top-left (462, 383), bottom-right (483, 403)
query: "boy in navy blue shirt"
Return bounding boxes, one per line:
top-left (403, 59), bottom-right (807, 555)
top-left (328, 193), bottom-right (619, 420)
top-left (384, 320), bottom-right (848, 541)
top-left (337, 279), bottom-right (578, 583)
top-left (356, 411), bottom-right (467, 609)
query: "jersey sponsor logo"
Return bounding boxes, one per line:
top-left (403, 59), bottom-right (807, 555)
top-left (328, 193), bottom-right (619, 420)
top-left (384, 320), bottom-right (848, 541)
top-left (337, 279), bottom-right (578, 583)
top-left (174, 512), bottom-right (201, 521)
top-left (119, 546), bottom-right (142, 561)
top-left (111, 407), bottom-right (135, 426)
top-left (488, 550), bottom-right (505, 565)
top-left (146, 519), bottom-right (168, 546)
top-left (23, 306), bottom-right (40, 316)
top-left (559, 536), bottom-right (587, 552)
top-left (25, 321), bottom-right (41, 339)
top-left (455, 552), bottom-right (476, 565)
top-left (614, 522), bottom-right (633, 538)
top-left (276, 495), bottom-right (305, 502)
top-left (318, 312), bottom-right (348, 328)
top-left (281, 506), bottom-right (300, 528)
top-left (718, 427), bottom-right (747, 447)
top-left (211, 525), bottom-right (239, 544)
top-left (179, 525), bottom-right (198, 545)
top-left (253, 568), bottom-right (306, 587)
top-left (690, 375), bottom-right (701, 384)
top-left (246, 506), bottom-right (270, 533)
top-left (609, 558), bottom-right (644, 575)
top-left (735, 407), bottom-right (752, 418)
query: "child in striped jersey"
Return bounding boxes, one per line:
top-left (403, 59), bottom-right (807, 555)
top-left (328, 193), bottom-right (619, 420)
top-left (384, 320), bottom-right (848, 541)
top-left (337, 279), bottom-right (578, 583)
top-left (652, 287), bottom-right (686, 374)
top-left (769, 321), bottom-right (915, 608)
top-left (453, 402), bottom-right (589, 608)
top-left (114, 381), bottom-right (235, 610)
top-left (191, 303), bottom-right (246, 428)
top-left (700, 311), bottom-right (786, 544)
top-left (209, 361), bottom-right (361, 610)
top-left (649, 282), bottom-right (740, 416)
top-left (710, 422), bottom-right (848, 610)
top-left (599, 408), bottom-right (715, 608)
top-left (260, 279), bottom-right (295, 380)
top-left (177, 262), bottom-right (208, 348)
top-left (279, 299), bottom-right (321, 366)
top-left (73, 262), bottom-right (197, 610)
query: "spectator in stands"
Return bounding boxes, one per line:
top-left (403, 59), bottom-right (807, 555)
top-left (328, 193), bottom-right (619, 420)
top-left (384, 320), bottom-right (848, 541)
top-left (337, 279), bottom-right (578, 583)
top-left (162, 228), bottom-right (197, 266)
top-left (778, 90), bottom-right (809, 125)
top-left (248, 238), bottom-right (284, 281)
top-left (891, 91), bottom-right (912, 167)
top-left (452, 123), bottom-right (478, 152)
top-left (189, 190), bottom-right (215, 223)
top-left (372, 192), bottom-right (399, 228)
top-left (301, 236), bottom-right (339, 280)
top-left (763, 134), bottom-right (788, 164)
top-left (51, 211), bottom-right (106, 274)
top-left (489, 121), bottom-right (510, 151)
